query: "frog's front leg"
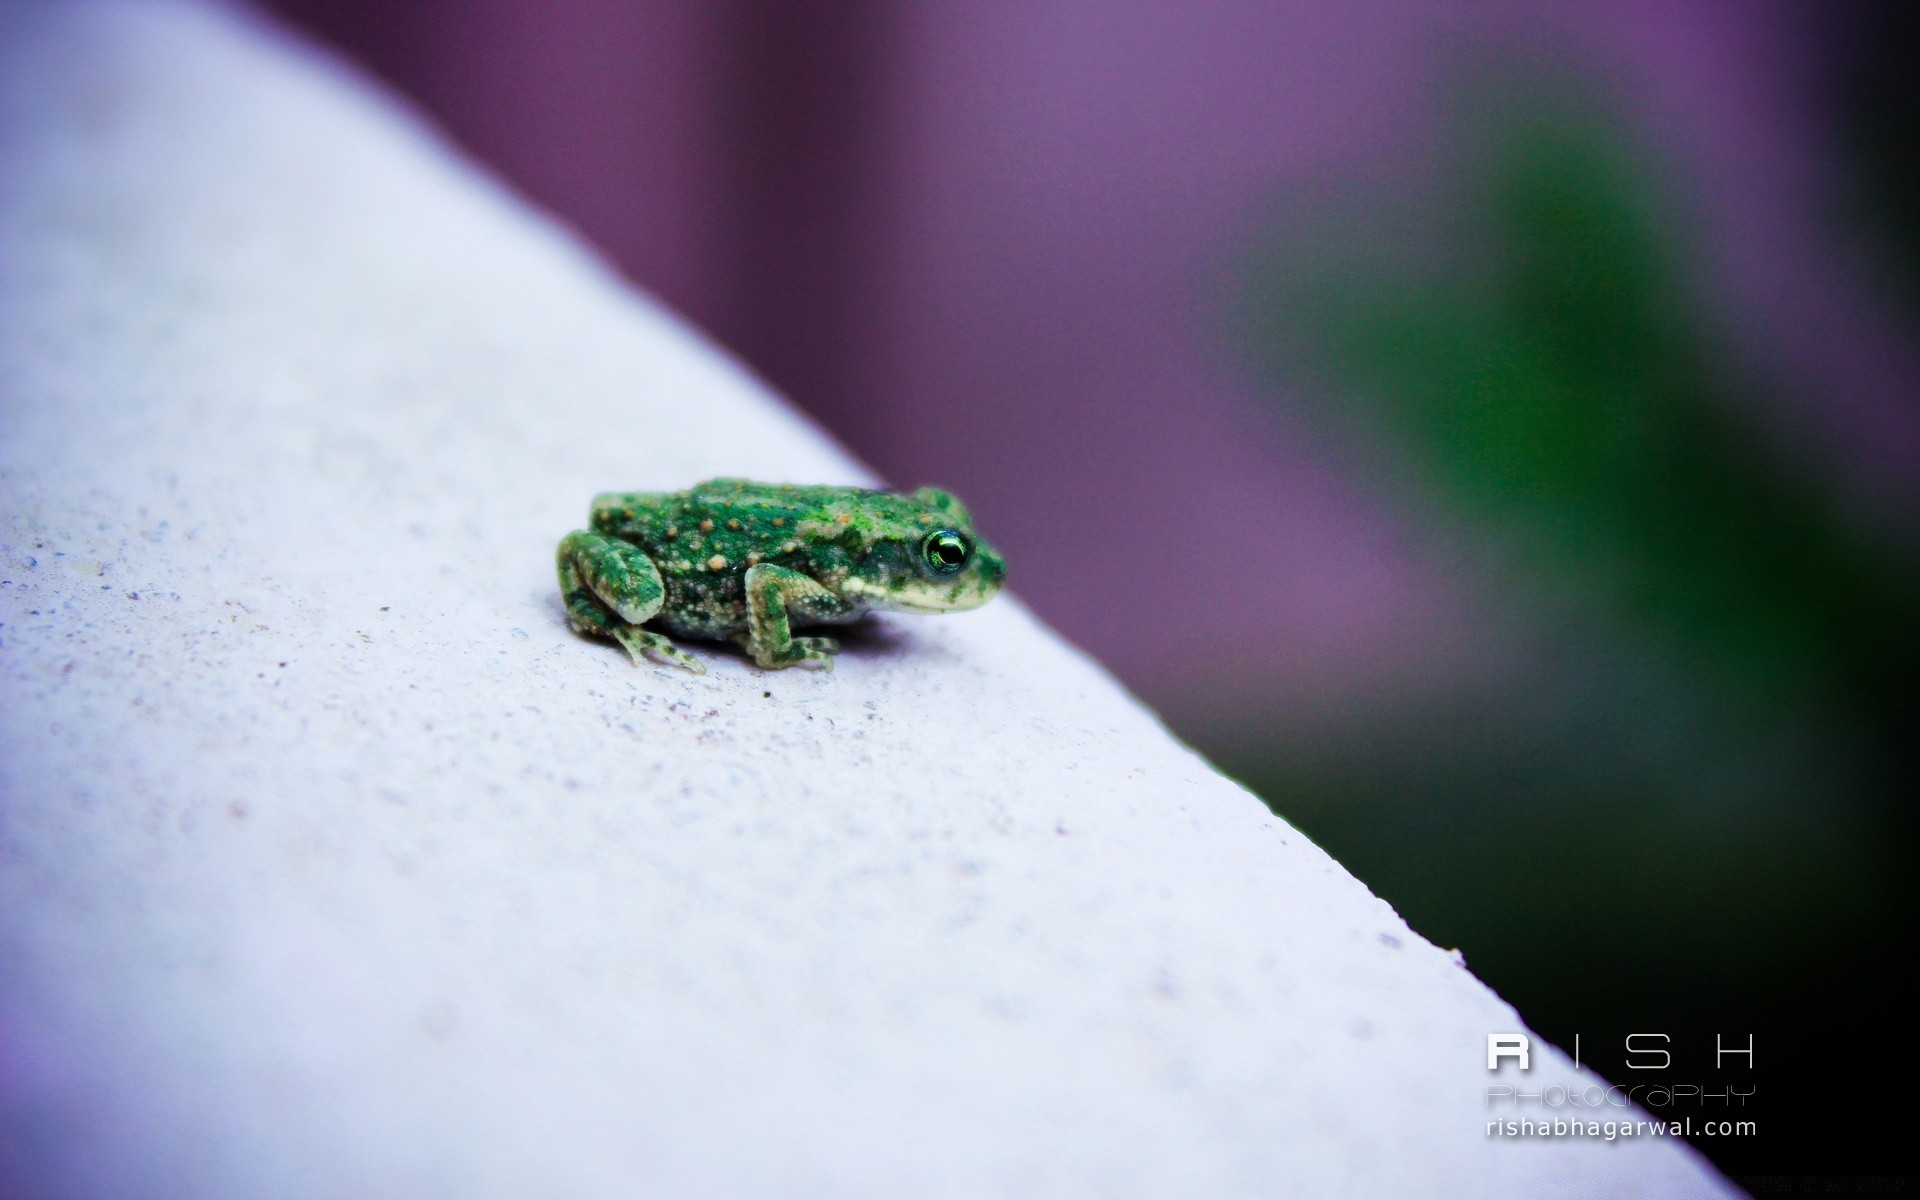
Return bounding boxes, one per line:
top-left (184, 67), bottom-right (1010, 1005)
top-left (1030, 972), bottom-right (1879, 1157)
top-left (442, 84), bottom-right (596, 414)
top-left (741, 563), bottom-right (857, 670)
top-left (556, 530), bottom-right (705, 674)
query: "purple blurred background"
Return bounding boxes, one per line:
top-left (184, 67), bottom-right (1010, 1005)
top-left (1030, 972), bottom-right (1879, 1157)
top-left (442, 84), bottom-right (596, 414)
top-left (261, 0), bottom-right (1920, 1177)
top-left (259, 0), bottom-right (1920, 725)
top-left (264, 0), bottom-right (1916, 724)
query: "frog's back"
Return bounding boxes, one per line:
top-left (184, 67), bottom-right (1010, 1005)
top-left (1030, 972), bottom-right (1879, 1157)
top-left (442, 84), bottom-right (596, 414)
top-left (588, 489), bottom-right (672, 541)
top-left (590, 479), bottom-right (887, 557)
top-left (684, 478), bottom-right (874, 513)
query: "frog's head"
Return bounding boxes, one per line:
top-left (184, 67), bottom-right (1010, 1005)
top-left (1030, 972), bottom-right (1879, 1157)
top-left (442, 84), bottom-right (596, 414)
top-left (838, 486), bottom-right (1007, 614)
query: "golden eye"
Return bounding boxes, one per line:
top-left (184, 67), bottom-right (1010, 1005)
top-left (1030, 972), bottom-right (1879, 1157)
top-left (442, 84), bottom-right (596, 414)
top-left (922, 530), bottom-right (969, 575)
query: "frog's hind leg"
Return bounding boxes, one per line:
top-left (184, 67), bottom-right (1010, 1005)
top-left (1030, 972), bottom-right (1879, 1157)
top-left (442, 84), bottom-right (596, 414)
top-left (556, 530), bottom-right (704, 674)
top-left (558, 530), bottom-right (664, 628)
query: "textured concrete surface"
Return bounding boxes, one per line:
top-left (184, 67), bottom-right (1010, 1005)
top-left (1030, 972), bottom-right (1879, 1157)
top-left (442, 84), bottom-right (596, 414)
top-left (0, 2), bottom-right (1736, 1196)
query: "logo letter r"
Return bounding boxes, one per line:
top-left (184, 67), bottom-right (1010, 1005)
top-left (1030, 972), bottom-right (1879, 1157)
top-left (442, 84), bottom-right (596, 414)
top-left (1488, 1033), bottom-right (1530, 1071)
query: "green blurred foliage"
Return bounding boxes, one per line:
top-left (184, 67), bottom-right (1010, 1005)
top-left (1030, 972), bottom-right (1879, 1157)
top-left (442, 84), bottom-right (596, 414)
top-left (1227, 67), bottom-right (1917, 1170)
top-left (1244, 87), bottom-right (1917, 727)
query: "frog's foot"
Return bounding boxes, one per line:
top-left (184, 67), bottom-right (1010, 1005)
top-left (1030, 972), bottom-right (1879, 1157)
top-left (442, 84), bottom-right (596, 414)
top-left (734, 631), bottom-right (838, 671)
top-left (612, 623), bottom-right (706, 675)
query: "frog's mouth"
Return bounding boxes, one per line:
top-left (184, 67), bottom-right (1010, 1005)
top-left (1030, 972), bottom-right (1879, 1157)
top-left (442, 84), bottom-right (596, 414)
top-left (844, 564), bottom-right (1005, 614)
top-left (882, 589), bottom-right (983, 614)
top-left (908, 562), bottom-right (1006, 612)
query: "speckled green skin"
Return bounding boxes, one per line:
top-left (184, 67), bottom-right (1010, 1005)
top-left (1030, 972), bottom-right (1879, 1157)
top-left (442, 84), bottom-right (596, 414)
top-left (557, 478), bottom-right (1007, 672)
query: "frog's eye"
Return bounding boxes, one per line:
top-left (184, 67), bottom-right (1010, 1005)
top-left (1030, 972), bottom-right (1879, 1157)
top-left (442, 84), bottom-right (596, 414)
top-left (922, 529), bottom-right (970, 575)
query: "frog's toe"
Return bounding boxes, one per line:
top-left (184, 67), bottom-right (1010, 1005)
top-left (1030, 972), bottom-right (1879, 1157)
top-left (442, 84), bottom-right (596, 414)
top-left (613, 624), bottom-right (706, 674)
top-left (749, 636), bottom-right (839, 671)
top-left (787, 637), bottom-right (838, 671)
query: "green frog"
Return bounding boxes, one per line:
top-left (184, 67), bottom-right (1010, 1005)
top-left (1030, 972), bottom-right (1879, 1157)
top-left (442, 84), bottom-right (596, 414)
top-left (556, 478), bottom-right (1007, 673)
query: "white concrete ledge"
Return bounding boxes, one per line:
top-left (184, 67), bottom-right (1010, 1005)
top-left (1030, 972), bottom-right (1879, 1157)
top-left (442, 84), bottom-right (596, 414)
top-left (0, 2), bottom-right (1735, 1196)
